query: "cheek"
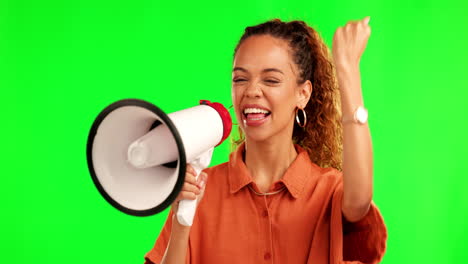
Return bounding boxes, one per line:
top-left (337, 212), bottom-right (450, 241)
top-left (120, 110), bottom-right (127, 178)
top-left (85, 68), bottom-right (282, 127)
top-left (231, 87), bottom-right (243, 120)
top-left (231, 86), bottom-right (240, 102)
top-left (270, 83), bottom-right (296, 101)
top-left (269, 85), bottom-right (297, 120)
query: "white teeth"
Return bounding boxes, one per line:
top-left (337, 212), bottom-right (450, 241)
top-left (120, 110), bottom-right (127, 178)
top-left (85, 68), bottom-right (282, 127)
top-left (243, 108), bottom-right (270, 114)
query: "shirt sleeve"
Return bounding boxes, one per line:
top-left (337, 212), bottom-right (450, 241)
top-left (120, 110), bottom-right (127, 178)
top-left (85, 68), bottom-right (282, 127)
top-left (144, 209), bottom-right (191, 264)
top-left (330, 181), bottom-right (387, 264)
top-left (342, 202), bottom-right (387, 263)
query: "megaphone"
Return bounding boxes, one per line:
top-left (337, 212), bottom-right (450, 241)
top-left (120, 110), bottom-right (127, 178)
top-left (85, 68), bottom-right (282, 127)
top-left (86, 99), bottom-right (232, 226)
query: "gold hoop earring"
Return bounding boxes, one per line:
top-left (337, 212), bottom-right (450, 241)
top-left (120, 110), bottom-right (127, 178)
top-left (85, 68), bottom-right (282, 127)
top-left (295, 108), bottom-right (307, 128)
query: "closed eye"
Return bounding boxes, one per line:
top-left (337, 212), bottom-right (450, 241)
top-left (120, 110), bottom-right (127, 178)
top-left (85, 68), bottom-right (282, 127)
top-left (233, 78), bottom-right (247, 83)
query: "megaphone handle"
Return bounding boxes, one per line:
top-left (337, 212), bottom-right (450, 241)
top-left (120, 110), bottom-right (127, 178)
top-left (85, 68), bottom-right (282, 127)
top-left (176, 148), bottom-right (214, 226)
top-left (176, 166), bottom-right (202, 226)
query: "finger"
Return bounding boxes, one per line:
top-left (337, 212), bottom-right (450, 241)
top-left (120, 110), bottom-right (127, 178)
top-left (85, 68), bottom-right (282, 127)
top-left (183, 182), bottom-right (201, 195)
top-left (365, 25), bottom-right (371, 36)
top-left (345, 22), bottom-right (354, 33)
top-left (362, 16), bottom-right (370, 25)
top-left (197, 172), bottom-right (208, 188)
top-left (197, 174), bottom-right (209, 205)
top-left (197, 186), bottom-right (207, 205)
top-left (346, 20), bottom-right (360, 27)
top-left (332, 27), bottom-right (341, 43)
top-left (199, 179), bottom-right (207, 195)
top-left (196, 172), bottom-right (205, 185)
top-left (177, 191), bottom-right (197, 201)
top-left (185, 173), bottom-right (197, 185)
top-left (186, 164), bottom-right (196, 177)
top-left (171, 202), bottom-right (179, 214)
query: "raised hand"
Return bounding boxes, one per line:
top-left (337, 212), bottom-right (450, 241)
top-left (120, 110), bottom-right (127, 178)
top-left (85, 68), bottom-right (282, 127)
top-left (332, 17), bottom-right (371, 72)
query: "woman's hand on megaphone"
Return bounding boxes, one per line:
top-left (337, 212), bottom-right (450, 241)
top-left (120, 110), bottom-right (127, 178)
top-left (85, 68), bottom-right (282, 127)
top-left (171, 164), bottom-right (208, 214)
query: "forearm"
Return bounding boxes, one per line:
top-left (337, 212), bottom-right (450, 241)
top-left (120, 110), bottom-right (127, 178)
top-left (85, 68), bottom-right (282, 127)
top-left (161, 216), bottom-right (191, 264)
top-left (337, 66), bottom-right (374, 222)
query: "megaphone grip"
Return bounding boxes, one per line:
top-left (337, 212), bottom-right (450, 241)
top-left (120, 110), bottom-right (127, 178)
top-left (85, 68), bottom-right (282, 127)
top-left (176, 151), bottom-right (211, 226)
top-left (176, 163), bottom-right (203, 226)
top-left (177, 199), bottom-right (198, 226)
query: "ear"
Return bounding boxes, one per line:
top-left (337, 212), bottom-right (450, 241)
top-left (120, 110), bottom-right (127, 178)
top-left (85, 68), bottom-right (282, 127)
top-left (296, 80), bottom-right (312, 109)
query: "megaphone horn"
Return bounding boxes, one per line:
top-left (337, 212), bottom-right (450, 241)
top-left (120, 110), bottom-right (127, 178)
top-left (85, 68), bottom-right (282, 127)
top-left (86, 99), bottom-right (232, 223)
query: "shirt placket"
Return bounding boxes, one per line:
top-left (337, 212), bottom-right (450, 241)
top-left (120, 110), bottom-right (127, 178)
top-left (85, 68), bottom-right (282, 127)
top-left (253, 192), bottom-right (274, 263)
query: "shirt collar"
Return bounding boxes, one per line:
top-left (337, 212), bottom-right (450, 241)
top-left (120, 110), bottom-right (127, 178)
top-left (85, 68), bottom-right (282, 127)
top-left (227, 142), bottom-right (314, 199)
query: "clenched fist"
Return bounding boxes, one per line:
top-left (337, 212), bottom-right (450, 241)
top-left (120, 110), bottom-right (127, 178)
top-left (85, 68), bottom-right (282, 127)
top-left (171, 164), bottom-right (208, 215)
top-left (332, 17), bottom-right (371, 71)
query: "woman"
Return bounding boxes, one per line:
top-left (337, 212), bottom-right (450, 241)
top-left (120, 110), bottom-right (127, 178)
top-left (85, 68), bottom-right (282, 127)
top-left (145, 17), bottom-right (387, 264)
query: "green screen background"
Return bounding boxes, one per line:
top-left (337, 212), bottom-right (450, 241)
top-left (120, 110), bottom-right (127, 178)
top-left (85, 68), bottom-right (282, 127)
top-left (1, 0), bottom-right (467, 263)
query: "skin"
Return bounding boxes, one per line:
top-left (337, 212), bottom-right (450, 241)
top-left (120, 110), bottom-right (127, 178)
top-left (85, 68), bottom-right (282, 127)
top-left (333, 17), bottom-right (373, 222)
top-left (160, 17), bottom-right (373, 264)
top-left (231, 35), bottom-right (312, 192)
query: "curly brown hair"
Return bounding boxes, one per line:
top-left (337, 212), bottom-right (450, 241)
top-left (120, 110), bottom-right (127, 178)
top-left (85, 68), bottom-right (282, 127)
top-left (232, 19), bottom-right (343, 171)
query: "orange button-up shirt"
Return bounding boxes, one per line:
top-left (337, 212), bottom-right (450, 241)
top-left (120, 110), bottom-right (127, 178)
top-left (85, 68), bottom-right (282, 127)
top-left (145, 144), bottom-right (387, 264)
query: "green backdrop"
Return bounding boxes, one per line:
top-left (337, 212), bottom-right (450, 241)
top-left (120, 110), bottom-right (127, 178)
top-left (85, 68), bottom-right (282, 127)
top-left (1, 0), bottom-right (467, 263)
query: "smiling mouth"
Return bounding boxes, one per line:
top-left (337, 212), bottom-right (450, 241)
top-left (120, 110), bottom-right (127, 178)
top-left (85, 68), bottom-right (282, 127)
top-left (243, 108), bottom-right (271, 120)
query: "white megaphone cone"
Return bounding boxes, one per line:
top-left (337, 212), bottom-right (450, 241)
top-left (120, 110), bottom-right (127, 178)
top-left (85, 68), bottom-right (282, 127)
top-left (87, 99), bottom-right (232, 225)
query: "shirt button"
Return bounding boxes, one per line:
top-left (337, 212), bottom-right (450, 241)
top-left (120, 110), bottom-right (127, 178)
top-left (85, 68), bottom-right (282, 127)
top-left (262, 210), bottom-right (268, 217)
top-left (264, 252), bottom-right (271, 260)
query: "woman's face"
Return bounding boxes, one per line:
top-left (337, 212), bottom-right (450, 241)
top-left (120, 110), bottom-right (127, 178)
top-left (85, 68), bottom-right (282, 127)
top-left (232, 34), bottom-right (311, 143)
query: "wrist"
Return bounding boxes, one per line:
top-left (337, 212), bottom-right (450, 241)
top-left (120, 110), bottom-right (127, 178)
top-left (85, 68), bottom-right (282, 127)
top-left (340, 90), bottom-right (364, 115)
top-left (336, 66), bottom-right (364, 115)
top-left (342, 105), bottom-right (368, 125)
top-left (335, 60), bottom-right (359, 75)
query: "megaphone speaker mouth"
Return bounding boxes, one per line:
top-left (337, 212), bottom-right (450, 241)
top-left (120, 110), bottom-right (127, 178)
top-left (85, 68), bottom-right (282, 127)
top-left (86, 99), bottom-right (187, 216)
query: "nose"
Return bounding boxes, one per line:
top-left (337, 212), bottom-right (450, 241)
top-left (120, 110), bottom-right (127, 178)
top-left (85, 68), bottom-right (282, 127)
top-left (244, 82), bottom-right (262, 98)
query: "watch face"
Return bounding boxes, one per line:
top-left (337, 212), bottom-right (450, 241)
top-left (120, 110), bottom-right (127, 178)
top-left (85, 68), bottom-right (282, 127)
top-left (355, 106), bottom-right (368, 124)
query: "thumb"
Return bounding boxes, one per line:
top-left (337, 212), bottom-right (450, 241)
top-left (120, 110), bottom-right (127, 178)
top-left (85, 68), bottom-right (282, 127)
top-left (197, 172), bottom-right (208, 189)
top-left (197, 172), bottom-right (208, 203)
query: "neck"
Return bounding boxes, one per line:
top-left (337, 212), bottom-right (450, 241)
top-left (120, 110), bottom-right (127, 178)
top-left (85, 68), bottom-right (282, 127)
top-left (244, 136), bottom-right (298, 193)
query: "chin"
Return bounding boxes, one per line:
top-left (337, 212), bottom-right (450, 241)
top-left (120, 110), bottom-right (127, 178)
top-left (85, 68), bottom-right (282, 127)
top-left (243, 129), bottom-right (275, 143)
top-left (242, 120), bottom-right (294, 144)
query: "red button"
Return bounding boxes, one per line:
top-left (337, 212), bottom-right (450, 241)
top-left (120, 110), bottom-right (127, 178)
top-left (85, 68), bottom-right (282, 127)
top-left (264, 252), bottom-right (271, 260)
top-left (262, 210), bottom-right (268, 217)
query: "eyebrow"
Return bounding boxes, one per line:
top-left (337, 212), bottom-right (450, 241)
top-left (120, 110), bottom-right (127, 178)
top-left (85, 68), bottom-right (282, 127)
top-left (232, 67), bottom-right (284, 75)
